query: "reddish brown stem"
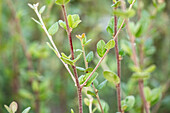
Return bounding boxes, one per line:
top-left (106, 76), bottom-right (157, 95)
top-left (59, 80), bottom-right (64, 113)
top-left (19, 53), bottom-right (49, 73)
top-left (61, 5), bottom-right (83, 113)
top-left (113, 5), bottom-right (122, 112)
top-left (126, 22), bottom-right (150, 113)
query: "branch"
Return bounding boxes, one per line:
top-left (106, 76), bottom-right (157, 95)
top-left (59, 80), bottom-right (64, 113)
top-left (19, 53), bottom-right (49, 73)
top-left (61, 5), bottom-right (83, 113)
top-left (81, 49), bottom-right (110, 88)
top-left (31, 3), bottom-right (76, 84)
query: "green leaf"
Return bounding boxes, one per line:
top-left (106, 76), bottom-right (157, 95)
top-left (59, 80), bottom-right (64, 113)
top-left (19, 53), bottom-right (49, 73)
top-left (97, 80), bottom-right (107, 90)
top-left (105, 40), bottom-right (115, 50)
top-left (86, 51), bottom-right (94, 63)
top-left (106, 17), bottom-right (114, 36)
top-left (39, 5), bottom-right (46, 14)
top-left (55, 0), bottom-right (70, 5)
top-left (71, 109), bottom-right (74, 113)
top-left (128, 0), bottom-right (135, 4)
top-left (85, 67), bottom-right (93, 72)
top-left (19, 89), bottom-right (34, 99)
top-left (73, 53), bottom-right (82, 63)
top-left (87, 91), bottom-right (96, 97)
top-left (84, 39), bottom-right (92, 46)
top-left (150, 87), bottom-right (162, 106)
top-left (103, 71), bottom-right (120, 85)
top-left (67, 14), bottom-right (81, 29)
top-left (9, 101), bottom-right (18, 113)
top-left (144, 87), bottom-right (151, 101)
top-left (132, 72), bottom-right (150, 79)
top-left (121, 96), bottom-right (135, 111)
top-left (76, 67), bottom-right (85, 72)
top-left (97, 40), bottom-right (106, 57)
top-left (46, 42), bottom-right (58, 56)
top-left (118, 17), bottom-right (125, 29)
top-left (22, 107), bottom-right (31, 113)
top-left (84, 72), bottom-right (98, 87)
top-left (78, 75), bottom-right (85, 84)
top-left (31, 18), bottom-right (41, 25)
top-left (61, 52), bottom-right (71, 59)
top-left (4, 105), bottom-right (12, 113)
top-left (111, 0), bottom-right (121, 8)
top-left (32, 80), bottom-right (39, 92)
top-left (67, 15), bottom-right (73, 28)
top-left (93, 79), bottom-right (99, 88)
top-left (48, 22), bottom-right (59, 35)
top-left (144, 65), bottom-right (156, 73)
top-left (84, 98), bottom-right (90, 106)
top-left (58, 20), bottom-right (66, 30)
top-left (113, 9), bottom-right (136, 18)
top-left (61, 57), bottom-right (74, 65)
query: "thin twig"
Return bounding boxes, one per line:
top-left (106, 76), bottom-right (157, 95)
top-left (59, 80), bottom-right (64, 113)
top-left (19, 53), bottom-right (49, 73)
top-left (32, 4), bottom-right (76, 84)
top-left (92, 83), bottom-right (104, 113)
top-left (80, 40), bottom-right (104, 113)
top-left (61, 5), bottom-right (83, 113)
top-left (113, 3), bottom-right (122, 112)
top-left (81, 49), bottom-right (110, 88)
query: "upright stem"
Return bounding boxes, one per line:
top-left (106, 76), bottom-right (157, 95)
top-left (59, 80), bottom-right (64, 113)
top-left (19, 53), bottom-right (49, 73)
top-left (81, 41), bottom-right (104, 113)
top-left (126, 22), bottom-right (150, 113)
top-left (61, 5), bottom-right (83, 113)
top-left (113, 3), bottom-right (122, 112)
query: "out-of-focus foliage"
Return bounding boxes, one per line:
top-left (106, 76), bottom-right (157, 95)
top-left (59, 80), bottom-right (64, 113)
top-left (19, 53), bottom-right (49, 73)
top-left (0, 0), bottom-right (170, 113)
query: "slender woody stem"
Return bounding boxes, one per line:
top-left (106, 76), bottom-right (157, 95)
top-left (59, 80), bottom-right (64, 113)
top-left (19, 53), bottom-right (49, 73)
top-left (126, 21), bottom-right (150, 113)
top-left (61, 5), bottom-right (83, 113)
top-left (81, 49), bottom-right (110, 88)
top-left (81, 41), bottom-right (104, 113)
top-left (92, 83), bottom-right (104, 113)
top-left (33, 5), bottom-right (76, 84)
top-left (113, 5), bottom-right (122, 112)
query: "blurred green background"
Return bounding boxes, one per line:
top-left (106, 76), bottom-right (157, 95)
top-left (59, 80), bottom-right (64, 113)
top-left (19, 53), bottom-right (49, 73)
top-left (0, 0), bottom-right (170, 113)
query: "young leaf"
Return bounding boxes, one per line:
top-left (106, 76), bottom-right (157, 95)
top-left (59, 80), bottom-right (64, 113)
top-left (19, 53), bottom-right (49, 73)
top-left (55, 0), bottom-right (70, 5)
top-left (118, 17), bottom-right (125, 29)
top-left (39, 5), bottom-right (46, 14)
top-left (128, 0), bottom-right (135, 4)
top-left (103, 71), bottom-right (120, 85)
top-left (85, 67), bottom-right (93, 73)
top-left (150, 87), bottom-right (162, 106)
top-left (86, 51), bottom-right (94, 63)
top-left (9, 101), bottom-right (18, 113)
top-left (31, 18), bottom-right (41, 25)
top-left (73, 53), bottom-right (82, 63)
top-left (97, 80), bottom-right (107, 90)
top-left (46, 42), bottom-right (58, 56)
top-left (22, 107), bottom-right (31, 113)
top-left (84, 98), bottom-right (90, 106)
top-left (67, 14), bottom-right (81, 29)
top-left (97, 40), bottom-right (106, 57)
top-left (87, 91), bottom-right (96, 97)
top-left (67, 15), bottom-right (74, 28)
top-left (84, 39), bottom-right (92, 46)
top-left (84, 72), bottom-right (98, 87)
top-left (113, 9), bottom-right (136, 18)
top-left (71, 109), bottom-right (74, 113)
top-left (132, 72), bottom-right (150, 79)
top-left (144, 65), bottom-right (156, 73)
top-left (111, 0), bottom-right (121, 8)
top-left (78, 75), bottom-right (85, 84)
top-left (58, 20), bottom-right (67, 30)
top-left (48, 22), bottom-right (59, 35)
top-left (76, 67), bottom-right (85, 72)
top-left (4, 105), bottom-right (12, 113)
top-left (106, 17), bottom-right (114, 36)
top-left (121, 96), bottom-right (135, 111)
top-left (28, 3), bottom-right (34, 9)
top-left (105, 39), bottom-right (115, 50)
